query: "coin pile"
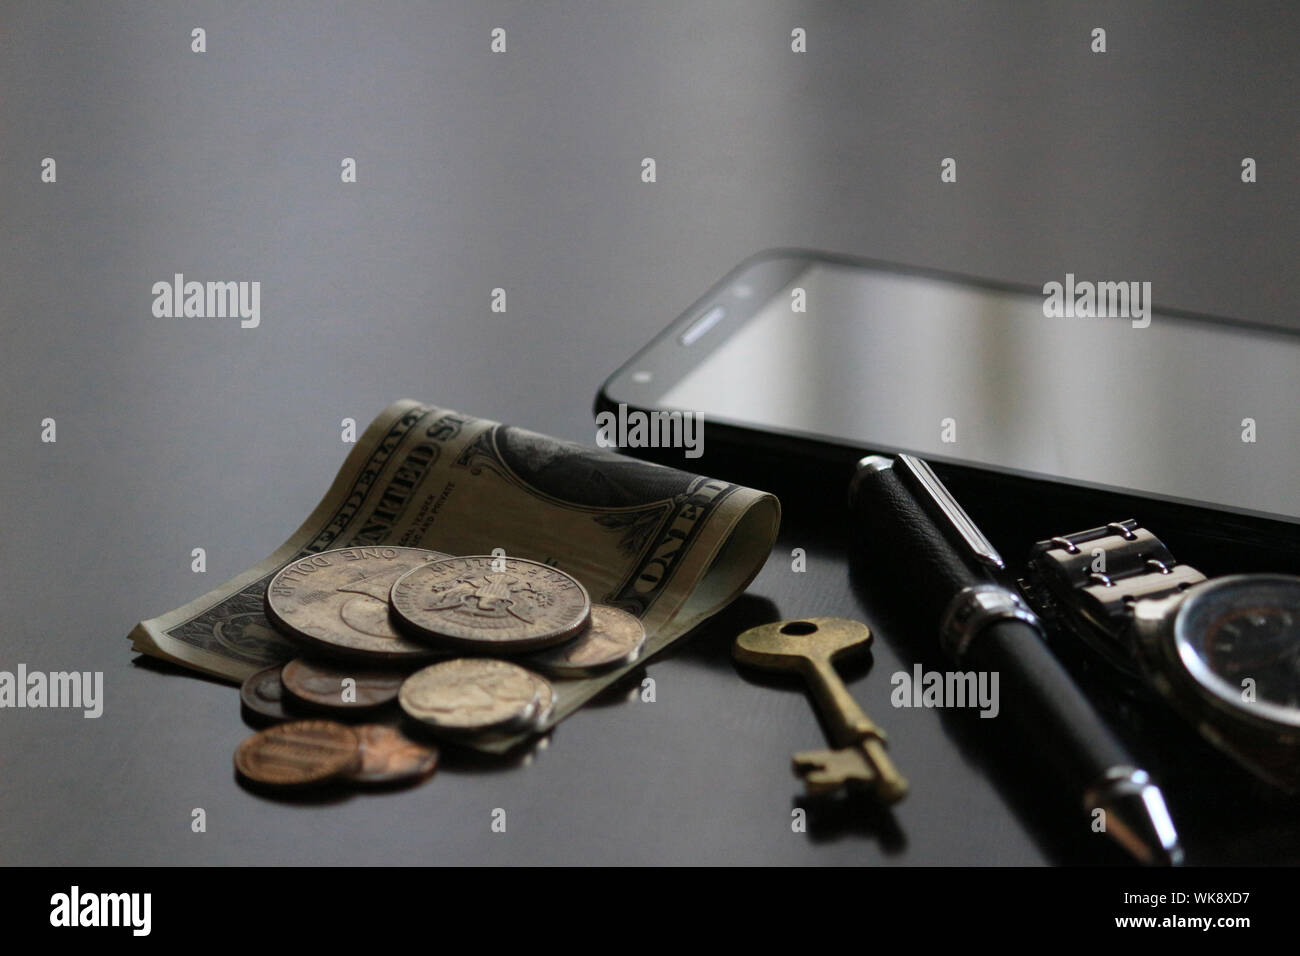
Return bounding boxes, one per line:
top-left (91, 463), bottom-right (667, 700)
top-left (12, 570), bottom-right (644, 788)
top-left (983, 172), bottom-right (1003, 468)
top-left (232, 546), bottom-right (647, 792)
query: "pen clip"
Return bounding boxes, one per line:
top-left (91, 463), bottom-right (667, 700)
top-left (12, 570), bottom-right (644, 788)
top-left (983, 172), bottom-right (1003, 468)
top-left (895, 454), bottom-right (1005, 571)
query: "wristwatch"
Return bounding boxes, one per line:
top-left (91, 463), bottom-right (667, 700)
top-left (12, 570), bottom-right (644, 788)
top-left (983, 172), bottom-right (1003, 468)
top-left (1023, 519), bottom-right (1300, 792)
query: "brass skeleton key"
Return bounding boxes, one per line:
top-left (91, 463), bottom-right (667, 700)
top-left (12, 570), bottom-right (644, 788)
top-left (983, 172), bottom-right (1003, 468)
top-left (734, 617), bottom-right (907, 804)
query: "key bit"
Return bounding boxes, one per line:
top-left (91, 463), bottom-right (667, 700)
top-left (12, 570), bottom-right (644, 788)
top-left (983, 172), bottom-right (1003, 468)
top-left (793, 746), bottom-right (877, 795)
top-left (735, 617), bottom-right (907, 803)
top-left (793, 741), bottom-right (908, 803)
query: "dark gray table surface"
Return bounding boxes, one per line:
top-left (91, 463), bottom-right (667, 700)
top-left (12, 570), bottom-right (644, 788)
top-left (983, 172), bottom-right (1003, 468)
top-left (1, 1), bottom-right (1296, 865)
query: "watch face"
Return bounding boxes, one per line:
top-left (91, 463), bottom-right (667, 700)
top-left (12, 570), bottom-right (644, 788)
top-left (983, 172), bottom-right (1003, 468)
top-left (1174, 575), bottom-right (1300, 727)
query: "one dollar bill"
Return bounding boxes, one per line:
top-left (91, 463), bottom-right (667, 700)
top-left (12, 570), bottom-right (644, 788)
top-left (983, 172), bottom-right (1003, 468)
top-left (129, 400), bottom-right (781, 751)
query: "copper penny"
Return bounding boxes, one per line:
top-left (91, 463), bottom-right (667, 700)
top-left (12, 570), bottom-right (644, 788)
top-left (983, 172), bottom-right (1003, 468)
top-left (391, 555), bottom-right (591, 653)
top-left (348, 724), bottom-right (440, 786)
top-left (234, 719), bottom-right (361, 788)
top-left (281, 657), bottom-right (405, 712)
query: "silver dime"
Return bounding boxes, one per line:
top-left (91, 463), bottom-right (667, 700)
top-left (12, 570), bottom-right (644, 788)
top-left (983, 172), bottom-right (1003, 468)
top-left (239, 665), bottom-right (297, 723)
top-left (390, 555), bottom-right (591, 653)
top-left (265, 546), bottom-right (452, 662)
top-left (239, 663), bottom-right (297, 724)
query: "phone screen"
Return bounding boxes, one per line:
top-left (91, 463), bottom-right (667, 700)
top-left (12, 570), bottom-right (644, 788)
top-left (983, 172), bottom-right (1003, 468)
top-left (615, 256), bottom-right (1300, 525)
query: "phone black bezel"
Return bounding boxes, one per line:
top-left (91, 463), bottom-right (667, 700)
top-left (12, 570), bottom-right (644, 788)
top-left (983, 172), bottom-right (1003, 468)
top-left (595, 248), bottom-right (1300, 568)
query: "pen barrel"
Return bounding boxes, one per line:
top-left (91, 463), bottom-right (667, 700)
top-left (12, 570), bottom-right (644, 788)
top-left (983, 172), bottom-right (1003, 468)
top-left (849, 457), bottom-right (1177, 861)
top-left (849, 458), bottom-right (1140, 803)
top-left (963, 618), bottom-right (1136, 799)
top-left (848, 459), bottom-right (985, 635)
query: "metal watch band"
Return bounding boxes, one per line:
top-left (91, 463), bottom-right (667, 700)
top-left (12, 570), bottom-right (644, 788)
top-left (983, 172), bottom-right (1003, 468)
top-left (1028, 519), bottom-right (1207, 642)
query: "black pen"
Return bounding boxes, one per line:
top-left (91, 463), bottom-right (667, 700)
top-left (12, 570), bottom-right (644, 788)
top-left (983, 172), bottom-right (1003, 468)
top-left (849, 454), bottom-right (1183, 866)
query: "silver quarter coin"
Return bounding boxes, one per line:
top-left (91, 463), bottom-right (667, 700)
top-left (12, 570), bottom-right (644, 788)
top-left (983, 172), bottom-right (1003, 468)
top-left (399, 658), bottom-right (542, 734)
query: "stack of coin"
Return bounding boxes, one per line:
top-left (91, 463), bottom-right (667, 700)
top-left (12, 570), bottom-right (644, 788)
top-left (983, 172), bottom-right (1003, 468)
top-left (265, 546), bottom-right (453, 663)
top-left (247, 549), bottom-right (647, 759)
top-left (386, 554), bottom-right (645, 674)
top-left (385, 555), bottom-right (646, 739)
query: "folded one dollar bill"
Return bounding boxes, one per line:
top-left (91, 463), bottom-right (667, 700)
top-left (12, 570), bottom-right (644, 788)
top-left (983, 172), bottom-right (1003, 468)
top-left (129, 400), bottom-right (781, 752)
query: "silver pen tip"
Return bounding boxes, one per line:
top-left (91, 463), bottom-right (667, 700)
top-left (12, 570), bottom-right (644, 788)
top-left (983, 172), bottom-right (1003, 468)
top-left (1088, 768), bottom-right (1184, 866)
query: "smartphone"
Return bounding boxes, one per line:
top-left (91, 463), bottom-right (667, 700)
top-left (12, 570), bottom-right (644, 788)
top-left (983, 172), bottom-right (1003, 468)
top-left (597, 250), bottom-right (1300, 565)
